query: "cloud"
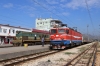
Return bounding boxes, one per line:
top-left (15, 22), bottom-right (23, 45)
top-left (61, 0), bottom-right (100, 9)
top-left (46, 0), bottom-right (59, 4)
top-left (29, 13), bottom-right (35, 17)
top-left (60, 0), bottom-right (66, 2)
top-left (17, 5), bottom-right (37, 17)
top-left (62, 12), bottom-right (69, 16)
top-left (18, 5), bottom-right (36, 11)
top-left (57, 12), bottom-right (69, 16)
top-left (3, 3), bottom-right (13, 8)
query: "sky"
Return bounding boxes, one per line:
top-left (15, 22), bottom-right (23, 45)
top-left (0, 0), bottom-right (100, 36)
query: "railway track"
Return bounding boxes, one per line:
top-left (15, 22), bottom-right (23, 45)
top-left (0, 50), bottom-right (63, 66)
top-left (65, 42), bottom-right (98, 66)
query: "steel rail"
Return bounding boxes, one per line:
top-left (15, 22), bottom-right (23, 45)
top-left (0, 50), bottom-right (63, 66)
top-left (71, 43), bottom-right (95, 66)
top-left (92, 42), bottom-right (98, 66)
top-left (86, 43), bottom-right (97, 66)
top-left (65, 43), bottom-right (95, 66)
top-left (71, 44), bottom-right (94, 66)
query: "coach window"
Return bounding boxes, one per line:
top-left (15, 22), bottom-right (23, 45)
top-left (66, 30), bottom-right (69, 34)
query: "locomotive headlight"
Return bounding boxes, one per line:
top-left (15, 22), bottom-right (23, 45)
top-left (56, 35), bottom-right (59, 37)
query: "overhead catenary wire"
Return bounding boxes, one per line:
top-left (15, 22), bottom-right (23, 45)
top-left (0, 18), bottom-right (32, 29)
top-left (32, 0), bottom-right (68, 21)
top-left (0, 0), bottom-right (94, 36)
top-left (85, 0), bottom-right (96, 38)
top-left (32, 0), bottom-right (86, 34)
top-left (44, 0), bottom-right (77, 26)
top-left (0, 7), bottom-right (35, 28)
top-left (44, 0), bottom-right (86, 33)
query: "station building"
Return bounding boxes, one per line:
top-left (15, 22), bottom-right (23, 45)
top-left (0, 24), bottom-right (31, 44)
top-left (35, 18), bottom-right (63, 31)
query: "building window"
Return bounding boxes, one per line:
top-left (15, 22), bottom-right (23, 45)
top-left (51, 22), bottom-right (55, 25)
top-left (12, 30), bottom-right (15, 33)
top-left (50, 25), bottom-right (53, 27)
top-left (40, 22), bottom-right (42, 24)
top-left (3, 29), bottom-right (7, 33)
top-left (9, 29), bottom-right (11, 33)
top-left (37, 23), bottom-right (39, 25)
top-left (0, 28), bottom-right (2, 32)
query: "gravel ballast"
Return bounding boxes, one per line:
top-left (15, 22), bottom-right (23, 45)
top-left (20, 43), bottom-right (92, 66)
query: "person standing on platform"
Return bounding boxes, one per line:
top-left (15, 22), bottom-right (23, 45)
top-left (41, 35), bottom-right (44, 47)
top-left (34, 34), bottom-right (37, 40)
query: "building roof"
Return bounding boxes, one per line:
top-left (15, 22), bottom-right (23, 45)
top-left (0, 24), bottom-right (31, 30)
top-left (32, 29), bottom-right (49, 34)
top-left (51, 20), bottom-right (62, 23)
top-left (36, 18), bottom-right (62, 23)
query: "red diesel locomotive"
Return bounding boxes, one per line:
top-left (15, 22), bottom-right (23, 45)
top-left (50, 27), bottom-right (83, 49)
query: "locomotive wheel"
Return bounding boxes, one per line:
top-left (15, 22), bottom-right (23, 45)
top-left (13, 43), bottom-right (16, 47)
top-left (71, 42), bottom-right (74, 47)
top-left (79, 43), bottom-right (81, 46)
top-left (20, 43), bottom-right (22, 46)
top-left (17, 43), bottom-right (20, 46)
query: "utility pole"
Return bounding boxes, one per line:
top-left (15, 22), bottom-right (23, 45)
top-left (87, 25), bottom-right (89, 42)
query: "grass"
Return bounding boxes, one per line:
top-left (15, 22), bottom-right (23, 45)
top-left (98, 44), bottom-right (100, 48)
top-left (59, 58), bottom-right (65, 61)
top-left (64, 52), bottom-right (75, 55)
top-left (77, 47), bottom-right (86, 53)
top-left (55, 58), bottom-right (66, 62)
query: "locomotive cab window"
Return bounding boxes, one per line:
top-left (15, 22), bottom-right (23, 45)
top-left (66, 30), bottom-right (69, 34)
top-left (51, 29), bottom-right (57, 34)
top-left (58, 29), bottom-right (65, 33)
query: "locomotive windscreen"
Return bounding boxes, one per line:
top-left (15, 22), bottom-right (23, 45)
top-left (58, 29), bottom-right (65, 33)
top-left (51, 29), bottom-right (57, 34)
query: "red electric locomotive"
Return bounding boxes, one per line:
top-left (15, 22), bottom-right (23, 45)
top-left (50, 27), bottom-right (83, 49)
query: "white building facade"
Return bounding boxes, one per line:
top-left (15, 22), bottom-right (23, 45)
top-left (36, 18), bottom-right (63, 31)
top-left (0, 24), bottom-right (31, 44)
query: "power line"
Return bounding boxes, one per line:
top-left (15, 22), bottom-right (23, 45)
top-left (44, 0), bottom-right (86, 33)
top-left (33, 0), bottom-right (66, 20)
top-left (85, 0), bottom-right (97, 38)
top-left (0, 15), bottom-right (27, 23)
top-left (44, 0), bottom-right (76, 26)
top-left (32, 0), bottom-right (85, 34)
top-left (0, 18), bottom-right (32, 28)
top-left (85, 0), bottom-right (95, 30)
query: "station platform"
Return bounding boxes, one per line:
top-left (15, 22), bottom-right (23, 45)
top-left (0, 44), bottom-right (13, 48)
top-left (0, 45), bottom-right (50, 60)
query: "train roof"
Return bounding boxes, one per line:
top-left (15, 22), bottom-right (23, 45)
top-left (32, 29), bottom-right (49, 34)
top-left (50, 27), bottom-right (82, 34)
